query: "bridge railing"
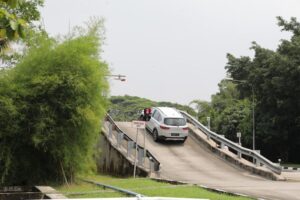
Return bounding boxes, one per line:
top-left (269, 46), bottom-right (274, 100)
top-left (179, 110), bottom-right (282, 174)
top-left (104, 114), bottom-right (160, 172)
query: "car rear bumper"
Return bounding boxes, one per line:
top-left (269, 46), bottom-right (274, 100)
top-left (159, 136), bottom-right (187, 141)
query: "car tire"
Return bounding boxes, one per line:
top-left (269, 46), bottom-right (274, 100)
top-left (153, 129), bottom-right (159, 142)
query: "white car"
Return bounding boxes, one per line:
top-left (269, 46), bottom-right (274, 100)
top-left (146, 107), bottom-right (188, 143)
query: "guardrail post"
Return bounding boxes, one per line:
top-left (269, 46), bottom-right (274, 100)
top-left (149, 157), bottom-right (154, 172)
top-left (154, 162), bottom-right (160, 171)
top-left (127, 141), bottom-right (134, 157)
top-left (108, 123), bottom-right (112, 138)
top-left (256, 159), bottom-right (261, 167)
top-left (117, 132), bottom-right (124, 148)
top-left (138, 148), bottom-right (144, 166)
top-left (220, 135), bottom-right (225, 149)
top-left (206, 133), bottom-right (211, 140)
top-left (254, 150), bottom-right (261, 166)
top-left (220, 142), bottom-right (225, 149)
top-left (237, 151), bottom-right (242, 159)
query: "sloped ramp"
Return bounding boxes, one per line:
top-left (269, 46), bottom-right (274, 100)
top-left (116, 122), bottom-right (300, 200)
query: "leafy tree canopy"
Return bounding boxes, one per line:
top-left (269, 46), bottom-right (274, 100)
top-left (191, 17), bottom-right (300, 163)
top-left (0, 0), bottom-right (43, 51)
top-left (0, 19), bottom-right (109, 185)
top-left (225, 17), bottom-right (300, 162)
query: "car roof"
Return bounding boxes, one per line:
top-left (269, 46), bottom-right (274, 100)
top-left (156, 107), bottom-right (183, 118)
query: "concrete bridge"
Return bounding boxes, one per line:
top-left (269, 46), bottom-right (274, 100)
top-left (99, 113), bottom-right (300, 200)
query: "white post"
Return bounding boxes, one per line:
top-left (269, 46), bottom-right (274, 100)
top-left (238, 151), bottom-right (242, 159)
top-left (207, 117), bottom-right (211, 130)
top-left (237, 132), bottom-right (241, 146)
top-left (220, 135), bottom-right (225, 149)
top-left (149, 157), bottom-right (153, 172)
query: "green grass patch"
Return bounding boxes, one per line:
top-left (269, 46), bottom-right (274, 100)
top-left (54, 174), bottom-right (253, 200)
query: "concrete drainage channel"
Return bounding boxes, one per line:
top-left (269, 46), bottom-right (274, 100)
top-left (0, 186), bottom-right (67, 200)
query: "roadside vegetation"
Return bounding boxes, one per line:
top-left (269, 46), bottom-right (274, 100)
top-left (190, 17), bottom-right (300, 164)
top-left (0, 0), bottom-right (109, 185)
top-left (55, 174), bottom-right (253, 200)
top-left (109, 95), bottom-right (196, 121)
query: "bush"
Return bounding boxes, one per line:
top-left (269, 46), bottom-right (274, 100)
top-left (0, 21), bottom-right (109, 185)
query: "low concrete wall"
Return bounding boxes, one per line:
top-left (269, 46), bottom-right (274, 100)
top-left (0, 186), bottom-right (43, 200)
top-left (0, 186), bottom-right (66, 200)
top-left (188, 124), bottom-right (284, 181)
top-left (96, 134), bottom-right (148, 177)
top-left (35, 186), bottom-right (67, 199)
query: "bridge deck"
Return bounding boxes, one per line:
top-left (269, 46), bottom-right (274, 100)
top-left (117, 122), bottom-right (300, 200)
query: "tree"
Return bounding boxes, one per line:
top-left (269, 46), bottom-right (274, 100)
top-left (191, 80), bottom-right (253, 146)
top-left (0, 0), bottom-right (43, 51)
top-left (225, 17), bottom-right (300, 162)
top-left (189, 100), bottom-right (212, 125)
top-left (0, 20), bottom-right (109, 185)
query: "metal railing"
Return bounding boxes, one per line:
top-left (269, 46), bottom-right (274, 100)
top-left (104, 114), bottom-right (160, 172)
top-left (179, 110), bottom-right (282, 174)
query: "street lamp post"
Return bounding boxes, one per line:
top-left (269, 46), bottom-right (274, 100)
top-left (106, 74), bottom-right (126, 82)
top-left (224, 78), bottom-right (255, 151)
top-left (251, 86), bottom-right (255, 151)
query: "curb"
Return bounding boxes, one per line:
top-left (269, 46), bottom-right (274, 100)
top-left (282, 166), bottom-right (300, 172)
top-left (150, 178), bottom-right (260, 200)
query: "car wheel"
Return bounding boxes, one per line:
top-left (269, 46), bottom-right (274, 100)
top-left (153, 129), bottom-right (159, 142)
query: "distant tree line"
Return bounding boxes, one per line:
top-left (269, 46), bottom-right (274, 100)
top-left (109, 95), bottom-right (196, 121)
top-left (191, 17), bottom-right (300, 163)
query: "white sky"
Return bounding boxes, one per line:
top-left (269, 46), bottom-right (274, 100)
top-left (40, 0), bottom-right (299, 105)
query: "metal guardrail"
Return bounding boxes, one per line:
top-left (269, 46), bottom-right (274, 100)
top-left (179, 110), bottom-right (282, 174)
top-left (81, 179), bottom-right (143, 197)
top-left (104, 114), bottom-right (160, 172)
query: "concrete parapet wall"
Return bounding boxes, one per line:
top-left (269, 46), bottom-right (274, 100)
top-left (97, 133), bottom-right (148, 177)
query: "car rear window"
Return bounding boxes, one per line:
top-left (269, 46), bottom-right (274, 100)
top-left (164, 118), bottom-right (186, 126)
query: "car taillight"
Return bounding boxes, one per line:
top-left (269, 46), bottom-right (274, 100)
top-left (182, 127), bottom-right (189, 131)
top-left (160, 125), bottom-right (170, 130)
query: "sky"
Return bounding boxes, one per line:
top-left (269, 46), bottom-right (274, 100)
top-left (40, 0), bottom-right (300, 105)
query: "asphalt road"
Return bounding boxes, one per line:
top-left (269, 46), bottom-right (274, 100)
top-left (117, 122), bottom-right (300, 200)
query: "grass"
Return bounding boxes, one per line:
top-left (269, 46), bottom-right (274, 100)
top-left (54, 174), bottom-right (253, 200)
